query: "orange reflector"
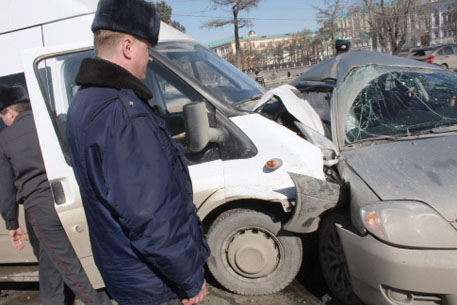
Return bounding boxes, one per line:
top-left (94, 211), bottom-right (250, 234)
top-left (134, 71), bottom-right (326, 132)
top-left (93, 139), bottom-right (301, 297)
top-left (365, 212), bottom-right (385, 238)
top-left (365, 212), bottom-right (380, 226)
top-left (265, 158), bottom-right (283, 170)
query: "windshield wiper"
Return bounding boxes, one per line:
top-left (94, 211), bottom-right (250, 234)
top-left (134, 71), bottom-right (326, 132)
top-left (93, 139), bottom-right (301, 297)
top-left (351, 130), bottom-right (439, 144)
top-left (430, 124), bottom-right (457, 134)
top-left (351, 135), bottom-right (406, 144)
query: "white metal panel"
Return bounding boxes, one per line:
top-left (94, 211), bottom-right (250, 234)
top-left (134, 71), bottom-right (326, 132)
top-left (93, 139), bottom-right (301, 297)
top-left (0, 0), bottom-right (97, 34)
top-left (224, 114), bottom-right (324, 200)
top-left (0, 26), bottom-right (43, 76)
top-left (188, 160), bottom-right (224, 209)
top-left (42, 14), bottom-right (94, 47)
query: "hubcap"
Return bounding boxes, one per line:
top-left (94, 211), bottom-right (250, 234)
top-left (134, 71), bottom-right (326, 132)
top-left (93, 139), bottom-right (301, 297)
top-left (225, 228), bottom-right (280, 279)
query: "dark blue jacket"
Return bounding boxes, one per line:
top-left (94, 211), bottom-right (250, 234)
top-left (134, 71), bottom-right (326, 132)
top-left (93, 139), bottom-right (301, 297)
top-left (66, 58), bottom-right (209, 305)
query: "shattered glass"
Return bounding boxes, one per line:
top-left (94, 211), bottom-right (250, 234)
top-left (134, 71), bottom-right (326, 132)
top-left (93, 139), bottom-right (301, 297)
top-left (337, 65), bottom-right (457, 144)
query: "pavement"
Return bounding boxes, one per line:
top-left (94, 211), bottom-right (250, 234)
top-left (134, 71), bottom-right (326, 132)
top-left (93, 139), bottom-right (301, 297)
top-left (200, 280), bottom-right (323, 305)
top-left (0, 280), bottom-right (323, 305)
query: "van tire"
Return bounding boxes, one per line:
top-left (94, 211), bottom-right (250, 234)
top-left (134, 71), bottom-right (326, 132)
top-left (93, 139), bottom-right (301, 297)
top-left (207, 208), bottom-right (302, 295)
top-left (318, 210), bottom-right (363, 305)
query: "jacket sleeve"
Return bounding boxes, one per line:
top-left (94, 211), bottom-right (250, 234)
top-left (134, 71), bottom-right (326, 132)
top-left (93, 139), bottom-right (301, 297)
top-left (86, 106), bottom-right (207, 297)
top-left (0, 146), bottom-right (19, 230)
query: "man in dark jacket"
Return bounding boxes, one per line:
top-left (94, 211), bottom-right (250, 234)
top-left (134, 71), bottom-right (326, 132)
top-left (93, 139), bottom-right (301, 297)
top-left (0, 85), bottom-right (111, 305)
top-left (66, 1), bottom-right (209, 305)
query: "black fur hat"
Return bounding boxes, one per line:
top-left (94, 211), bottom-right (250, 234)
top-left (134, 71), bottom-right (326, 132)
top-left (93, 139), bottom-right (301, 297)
top-left (0, 85), bottom-right (29, 111)
top-left (335, 39), bottom-right (351, 52)
top-left (91, 0), bottom-right (161, 47)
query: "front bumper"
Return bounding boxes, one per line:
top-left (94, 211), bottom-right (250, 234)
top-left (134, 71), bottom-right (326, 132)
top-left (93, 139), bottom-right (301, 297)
top-left (338, 226), bottom-right (457, 305)
top-left (284, 172), bottom-right (340, 233)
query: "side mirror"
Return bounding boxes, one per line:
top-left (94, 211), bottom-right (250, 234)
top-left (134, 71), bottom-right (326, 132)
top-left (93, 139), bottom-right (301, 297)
top-left (183, 102), bottom-right (227, 152)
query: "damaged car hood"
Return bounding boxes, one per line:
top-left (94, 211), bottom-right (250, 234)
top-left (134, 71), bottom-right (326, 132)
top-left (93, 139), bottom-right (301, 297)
top-left (342, 134), bottom-right (457, 222)
top-left (254, 84), bottom-right (325, 135)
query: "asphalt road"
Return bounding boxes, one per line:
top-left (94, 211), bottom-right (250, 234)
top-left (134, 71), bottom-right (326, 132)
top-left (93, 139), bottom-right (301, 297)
top-left (0, 234), bottom-right (337, 305)
top-left (0, 280), bottom-right (323, 305)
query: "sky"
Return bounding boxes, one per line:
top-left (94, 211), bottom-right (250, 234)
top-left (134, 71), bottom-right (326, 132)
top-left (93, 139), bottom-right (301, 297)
top-left (163, 0), bottom-right (323, 45)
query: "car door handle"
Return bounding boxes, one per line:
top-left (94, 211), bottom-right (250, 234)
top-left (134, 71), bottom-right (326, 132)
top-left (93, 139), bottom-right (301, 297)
top-left (50, 181), bottom-right (66, 205)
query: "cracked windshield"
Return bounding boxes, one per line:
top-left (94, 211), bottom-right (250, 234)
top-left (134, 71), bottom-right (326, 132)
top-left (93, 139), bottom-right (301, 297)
top-left (341, 65), bottom-right (457, 144)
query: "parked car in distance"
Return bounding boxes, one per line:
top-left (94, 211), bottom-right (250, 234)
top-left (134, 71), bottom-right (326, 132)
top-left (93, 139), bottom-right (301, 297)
top-left (408, 44), bottom-right (457, 70)
top-left (255, 50), bottom-right (457, 305)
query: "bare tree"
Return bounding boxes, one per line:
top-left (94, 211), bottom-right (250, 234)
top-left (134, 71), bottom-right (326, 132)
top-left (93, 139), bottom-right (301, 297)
top-left (363, 0), bottom-right (416, 54)
top-left (313, 0), bottom-right (347, 52)
top-left (154, 0), bottom-right (186, 32)
top-left (202, 0), bottom-right (261, 68)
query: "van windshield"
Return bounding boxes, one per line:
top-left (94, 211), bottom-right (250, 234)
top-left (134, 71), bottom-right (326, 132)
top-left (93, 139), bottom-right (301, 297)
top-left (155, 41), bottom-right (265, 107)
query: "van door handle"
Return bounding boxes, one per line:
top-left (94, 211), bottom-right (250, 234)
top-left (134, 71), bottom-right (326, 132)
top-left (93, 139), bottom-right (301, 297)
top-left (51, 181), bottom-right (66, 205)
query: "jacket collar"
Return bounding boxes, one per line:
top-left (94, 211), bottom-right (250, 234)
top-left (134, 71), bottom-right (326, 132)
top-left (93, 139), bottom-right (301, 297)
top-left (75, 57), bottom-right (152, 101)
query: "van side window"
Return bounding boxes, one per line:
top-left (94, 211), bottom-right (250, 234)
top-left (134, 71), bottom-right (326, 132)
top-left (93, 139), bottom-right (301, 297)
top-left (35, 50), bottom-right (220, 165)
top-left (144, 60), bottom-right (203, 139)
top-left (36, 51), bottom-right (95, 163)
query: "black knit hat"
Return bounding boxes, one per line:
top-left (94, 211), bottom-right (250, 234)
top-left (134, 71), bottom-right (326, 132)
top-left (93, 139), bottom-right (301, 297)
top-left (0, 85), bottom-right (29, 111)
top-left (91, 0), bottom-right (161, 47)
top-left (336, 39), bottom-right (351, 52)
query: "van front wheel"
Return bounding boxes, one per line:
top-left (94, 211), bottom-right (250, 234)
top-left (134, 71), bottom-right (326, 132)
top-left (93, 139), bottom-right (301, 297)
top-left (207, 208), bottom-right (303, 295)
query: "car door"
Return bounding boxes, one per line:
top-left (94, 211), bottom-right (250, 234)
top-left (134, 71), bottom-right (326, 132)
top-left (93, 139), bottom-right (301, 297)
top-left (450, 45), bottom-right (457, 70)
top-left (21, 42), bottom-right (226, 286)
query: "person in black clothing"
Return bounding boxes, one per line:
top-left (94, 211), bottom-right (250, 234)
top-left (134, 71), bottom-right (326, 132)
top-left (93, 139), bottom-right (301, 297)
top-left (336, 39), bottom-right (351, 55)
top-left (0, 85), bottom-right (111, 305)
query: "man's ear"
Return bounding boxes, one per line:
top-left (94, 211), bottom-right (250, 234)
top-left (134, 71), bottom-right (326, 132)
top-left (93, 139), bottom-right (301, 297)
top-left (121, 37), bottom-right (134, 60)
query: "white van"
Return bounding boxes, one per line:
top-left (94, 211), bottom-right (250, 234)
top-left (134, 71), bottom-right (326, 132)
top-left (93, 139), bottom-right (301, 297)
top-left (0, 0), bottom-right (339, 295)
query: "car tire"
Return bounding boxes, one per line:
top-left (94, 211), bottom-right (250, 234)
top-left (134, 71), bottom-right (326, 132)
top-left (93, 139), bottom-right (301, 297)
top-left (207, 208), bottom-right (303, 295)
top-left (441, 63), bottom-right (449, 69)
top-left (318, 210), bottom-right (363, 305)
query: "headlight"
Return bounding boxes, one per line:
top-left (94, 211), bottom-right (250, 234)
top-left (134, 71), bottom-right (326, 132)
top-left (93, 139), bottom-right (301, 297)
top-left (361, 201), bottom-right (457, 248)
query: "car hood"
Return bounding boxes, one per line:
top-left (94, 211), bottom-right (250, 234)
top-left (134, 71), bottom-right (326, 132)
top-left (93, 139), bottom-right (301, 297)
top-left (254, 84), bottom-right (325, 135)
top-left (342, 134), bottom-right (457, 222)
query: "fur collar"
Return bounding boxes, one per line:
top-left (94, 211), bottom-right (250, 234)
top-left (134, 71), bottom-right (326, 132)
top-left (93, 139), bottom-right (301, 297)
top-left (75, 57), bottom-right (152, 101)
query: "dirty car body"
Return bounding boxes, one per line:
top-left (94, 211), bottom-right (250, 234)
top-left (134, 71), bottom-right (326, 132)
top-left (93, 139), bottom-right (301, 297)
top-left (257, 50), bottom-right (457, 305)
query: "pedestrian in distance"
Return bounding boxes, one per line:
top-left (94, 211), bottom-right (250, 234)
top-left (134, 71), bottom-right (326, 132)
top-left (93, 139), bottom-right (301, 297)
top-left (0, 85), bottom-right (112, 305)
top-left (66, 1), bottom-right (210, 305)
top-left (335, 39), bottom-right (351, 55)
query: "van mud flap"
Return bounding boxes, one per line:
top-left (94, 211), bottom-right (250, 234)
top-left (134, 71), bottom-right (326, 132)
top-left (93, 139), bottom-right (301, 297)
top-left (284, 172), bottom-right (340, 233)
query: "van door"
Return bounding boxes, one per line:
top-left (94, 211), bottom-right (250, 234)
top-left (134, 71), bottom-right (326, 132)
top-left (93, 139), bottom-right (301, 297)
top-left (21, 44), bottom-right (105, 288)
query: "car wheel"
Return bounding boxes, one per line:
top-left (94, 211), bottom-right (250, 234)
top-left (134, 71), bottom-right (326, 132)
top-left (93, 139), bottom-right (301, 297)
top-left (319, 210), bottom-right (363, 305)
top-left (207, 208), bottom-right (303, 295)
top-left (441, 63), bottom-right (449, 69)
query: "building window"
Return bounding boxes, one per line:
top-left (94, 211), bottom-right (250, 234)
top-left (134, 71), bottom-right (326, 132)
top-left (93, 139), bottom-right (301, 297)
top-left (268, 42), bottom-right (272, 47)
top-left (434, 14), bottom-right (439, 26)
top-left (260, 42), bottom-right (265, 47)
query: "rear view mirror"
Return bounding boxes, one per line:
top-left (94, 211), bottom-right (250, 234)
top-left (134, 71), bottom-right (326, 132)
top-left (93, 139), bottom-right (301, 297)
top-left (183, 102), bottom-right (227, 152)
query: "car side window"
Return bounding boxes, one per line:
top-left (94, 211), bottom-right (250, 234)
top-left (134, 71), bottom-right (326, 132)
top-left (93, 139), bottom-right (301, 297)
top-left (443, 46), bottom-right (453, 55)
